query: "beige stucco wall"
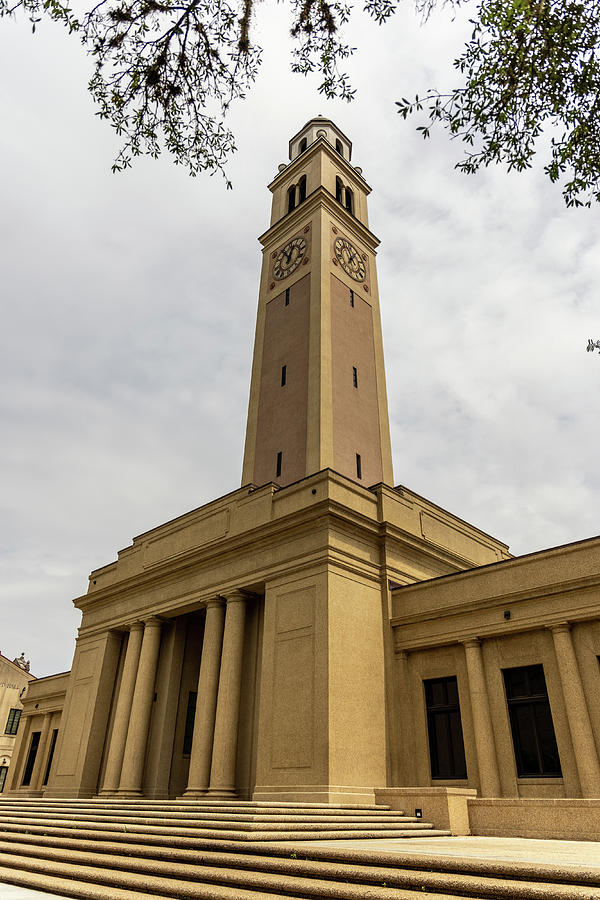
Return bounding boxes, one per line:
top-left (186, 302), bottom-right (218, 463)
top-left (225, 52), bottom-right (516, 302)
top-left (0, 654), bottom-right (35, 791)
top-left (391, 536), bottom-right (600, 800)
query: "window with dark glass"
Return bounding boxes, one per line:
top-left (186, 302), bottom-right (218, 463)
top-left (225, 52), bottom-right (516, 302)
top-left (335, 139), bottom-right (343, 156)
top-left (345, 187), bottom-right (354, 215)
top-left (287, 185), bottom-right (296, 213)
top-left (42, 729), bottom-right (59, 786)
top-left (356, 453), bottom-right (362, 479)
top-left (352, 366), bottom-right (358, 388)
top-left (349, 289), bottom-right (354, 308)
top-left (22, 731), bottom-right (41, 786)
top-left (335, 176), bottom-right (343, 205)
top-left (299, 137), bottom-right (307, 154)
top-left (276, 451), bottom-right (282, 478)
top-left (182, 691), bottom-right (197, 755)
top-left (503, 664), bottom-right (562, 778)
top-left (425, 676), bottom-right (467, 779)
top-left (298, 175), bottom-right (307, 203)
top-left (5, 708), bottom-right (21, 735)
top-left (0, 766), bottom-right (7, 793)
top-left (281, 365), bottom-right (287, 387)
top-left (285, 287), bottom-right (290, 306)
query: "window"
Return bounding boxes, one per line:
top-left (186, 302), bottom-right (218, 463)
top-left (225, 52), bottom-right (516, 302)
top-left (281, 365), bottom-right (287, 387)
top-left (182, 691), bottom-right (197, 755)
top-left (299, 137), bottom-right (307, 154)
top-left (5, 708), bottom-right (21, 735)
top-left (356, 453), bottom-right (362, 479)
top-left (276, 451), bottom-right (283, 478)
top-left (298, 175), bottom-right (307, 203)
top-left (42, 729), bottom-right (58, 786)
top-left (22, 731), bottom-right (41, 786)
top-left (503, 664), bottom-right (562, 778)
top-left (349, 289), bottom-right (354, 308)
top-left (336, 139), bottom-right (343, 156)
top-left (425, 676), bottom-right (467, 779)
top-left (285, 288), bottom-right (290, 306)
top-left (345, 187), bottom-right (354, 215)
top-left (287, 185), bottom-right (296, 213)
top-left (336, 176), bottom-right (344, 205)
top-left (0, 766), bottom-right (7, 793)
top-left (352, 366), bottom-right (358, 388)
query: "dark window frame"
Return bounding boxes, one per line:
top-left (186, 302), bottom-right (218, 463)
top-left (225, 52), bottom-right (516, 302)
top-left (349, 289), bottom-right (354, 308)
top-left (276, 451), bottom-right (283, 478)
top-left (284, 288), bottom-right (290, 306)
top-left (0, 766), bottom-right (7, 793)
top-left (356, 453), bottom-right (362, 479)
top-left (424, 675), bottom-right (468, 780)
top-left (5, 708), bottom-right (21, 735)
top-left (182, 691), bottom-right (197, 756)
top-left (352, 366), bottom-right (358, 388)
top-left (42, 728), bottom-right (59, 786)
top-left (22, 731), bottom-right (41, 786)
top-left (503, 664), bottom-right (562, 778)
top-left (281, 365), bottom-right (287, 387)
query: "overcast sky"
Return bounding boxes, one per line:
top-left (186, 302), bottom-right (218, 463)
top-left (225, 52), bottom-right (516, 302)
top-left (1, 1), bottom-right (599, 677)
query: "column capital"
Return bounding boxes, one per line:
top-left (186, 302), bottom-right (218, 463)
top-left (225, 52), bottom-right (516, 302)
top-left (205, 597), bottom-right (226, 611)
top-left (548, 622), bottom-right (571, 635)
top-left (143, 616), bottom-right (163, 628)
top-left (220, 589), bottom-right (249, 605)
top-left (128, 621), bottom-right (145, 633)
top-left (463, 638), bottom-right (482, 649)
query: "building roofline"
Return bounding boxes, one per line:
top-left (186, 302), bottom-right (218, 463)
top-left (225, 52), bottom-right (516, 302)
top-left (391, 530), bottom-right (600, 591)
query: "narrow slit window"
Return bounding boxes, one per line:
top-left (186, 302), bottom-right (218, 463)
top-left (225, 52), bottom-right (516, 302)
top-left (281, 365), bottom-right (287, 386)
top-left (0, 766), bottom-right (7, 793)
top-left (350, 289), bottom-right (354, 308)
top-left (356, 453), bottom-right (362, 479)
top-left (42, 728), bottom-right (59, 786)
top-left (284, 287), bottom-right (290, 306)
top-left (182, 691), bottom-right (197, 755)
top-left (276, 452), bottom-right (283, 478)
top-left (298, 174), bottom-right (307, 203)
top-left (336, 139), bottom-right (343, 156)
top-left (22, 731), bottom-right (41, 786)
top-left (299, 137), bottom-right (307, 154)
top-left (287, 185), bottom-right (296, 213)
top-left (345, 187), bottom-right (354, 215)
top-left (336, 176), bottom-right (343, 205)
top-left (352, 366), bottom-right (358, 388)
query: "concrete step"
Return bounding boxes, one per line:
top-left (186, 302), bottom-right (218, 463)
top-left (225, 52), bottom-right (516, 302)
top-left (1, 836), bottom-right (600, 900)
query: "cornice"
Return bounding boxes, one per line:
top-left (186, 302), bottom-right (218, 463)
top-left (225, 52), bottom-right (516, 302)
top-left (269, 135), bottom-right (371, 194)
top-left (258, 186), bottom-right (380, 253)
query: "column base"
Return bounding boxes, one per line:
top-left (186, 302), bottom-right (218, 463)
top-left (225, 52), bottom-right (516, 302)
top-left (180, 789), bottom-right (208, 799)
top-left (205, 788), bottom-right (239, 799)
top-left (115, 790), bottom-right (144, 798)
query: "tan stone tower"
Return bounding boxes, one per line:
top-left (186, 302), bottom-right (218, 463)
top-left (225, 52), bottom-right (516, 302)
top-left (242, 118), bottom-right (394, 488)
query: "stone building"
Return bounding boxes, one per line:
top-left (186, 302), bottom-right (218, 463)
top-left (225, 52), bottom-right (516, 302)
top-left (0, 651), bottom-right (35, 792)
top-left (7, 119), bottom-right (600, 838)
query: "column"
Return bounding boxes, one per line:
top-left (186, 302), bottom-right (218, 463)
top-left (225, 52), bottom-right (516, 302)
top-left (118, 617), bottom-right (162, 796)
top-left (183, 599), bottom-right (226, 797)
top-left (550, 623), bottom-right (600, 797)
top-left (207, 591), bottom-right (247, 798)
top-left (99, 622), bottom-right (144, 795)
top-left (463, 639), bottom-right (501, 797)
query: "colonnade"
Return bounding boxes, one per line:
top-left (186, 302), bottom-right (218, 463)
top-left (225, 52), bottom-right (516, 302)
top-left (462, 625), bottom-right (600, 797)
top-left (99, 590), bottom-right (248, 798)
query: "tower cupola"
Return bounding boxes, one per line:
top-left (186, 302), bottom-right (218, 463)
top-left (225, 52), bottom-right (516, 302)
top-left (289, 117), bottom-right (352, 162)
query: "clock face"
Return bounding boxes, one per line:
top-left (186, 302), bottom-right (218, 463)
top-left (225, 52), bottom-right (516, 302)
top-left (273, 236), bottom-right (307, 280)
top-left (334, 237), bottom-right (366, 282)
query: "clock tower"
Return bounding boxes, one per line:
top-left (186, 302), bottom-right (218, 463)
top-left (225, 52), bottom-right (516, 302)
top-left (242, 117), bottom-right (394, 488)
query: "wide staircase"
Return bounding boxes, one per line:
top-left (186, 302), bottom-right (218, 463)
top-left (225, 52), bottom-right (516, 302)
top-left (0, 798), bottom-right (596, 899)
